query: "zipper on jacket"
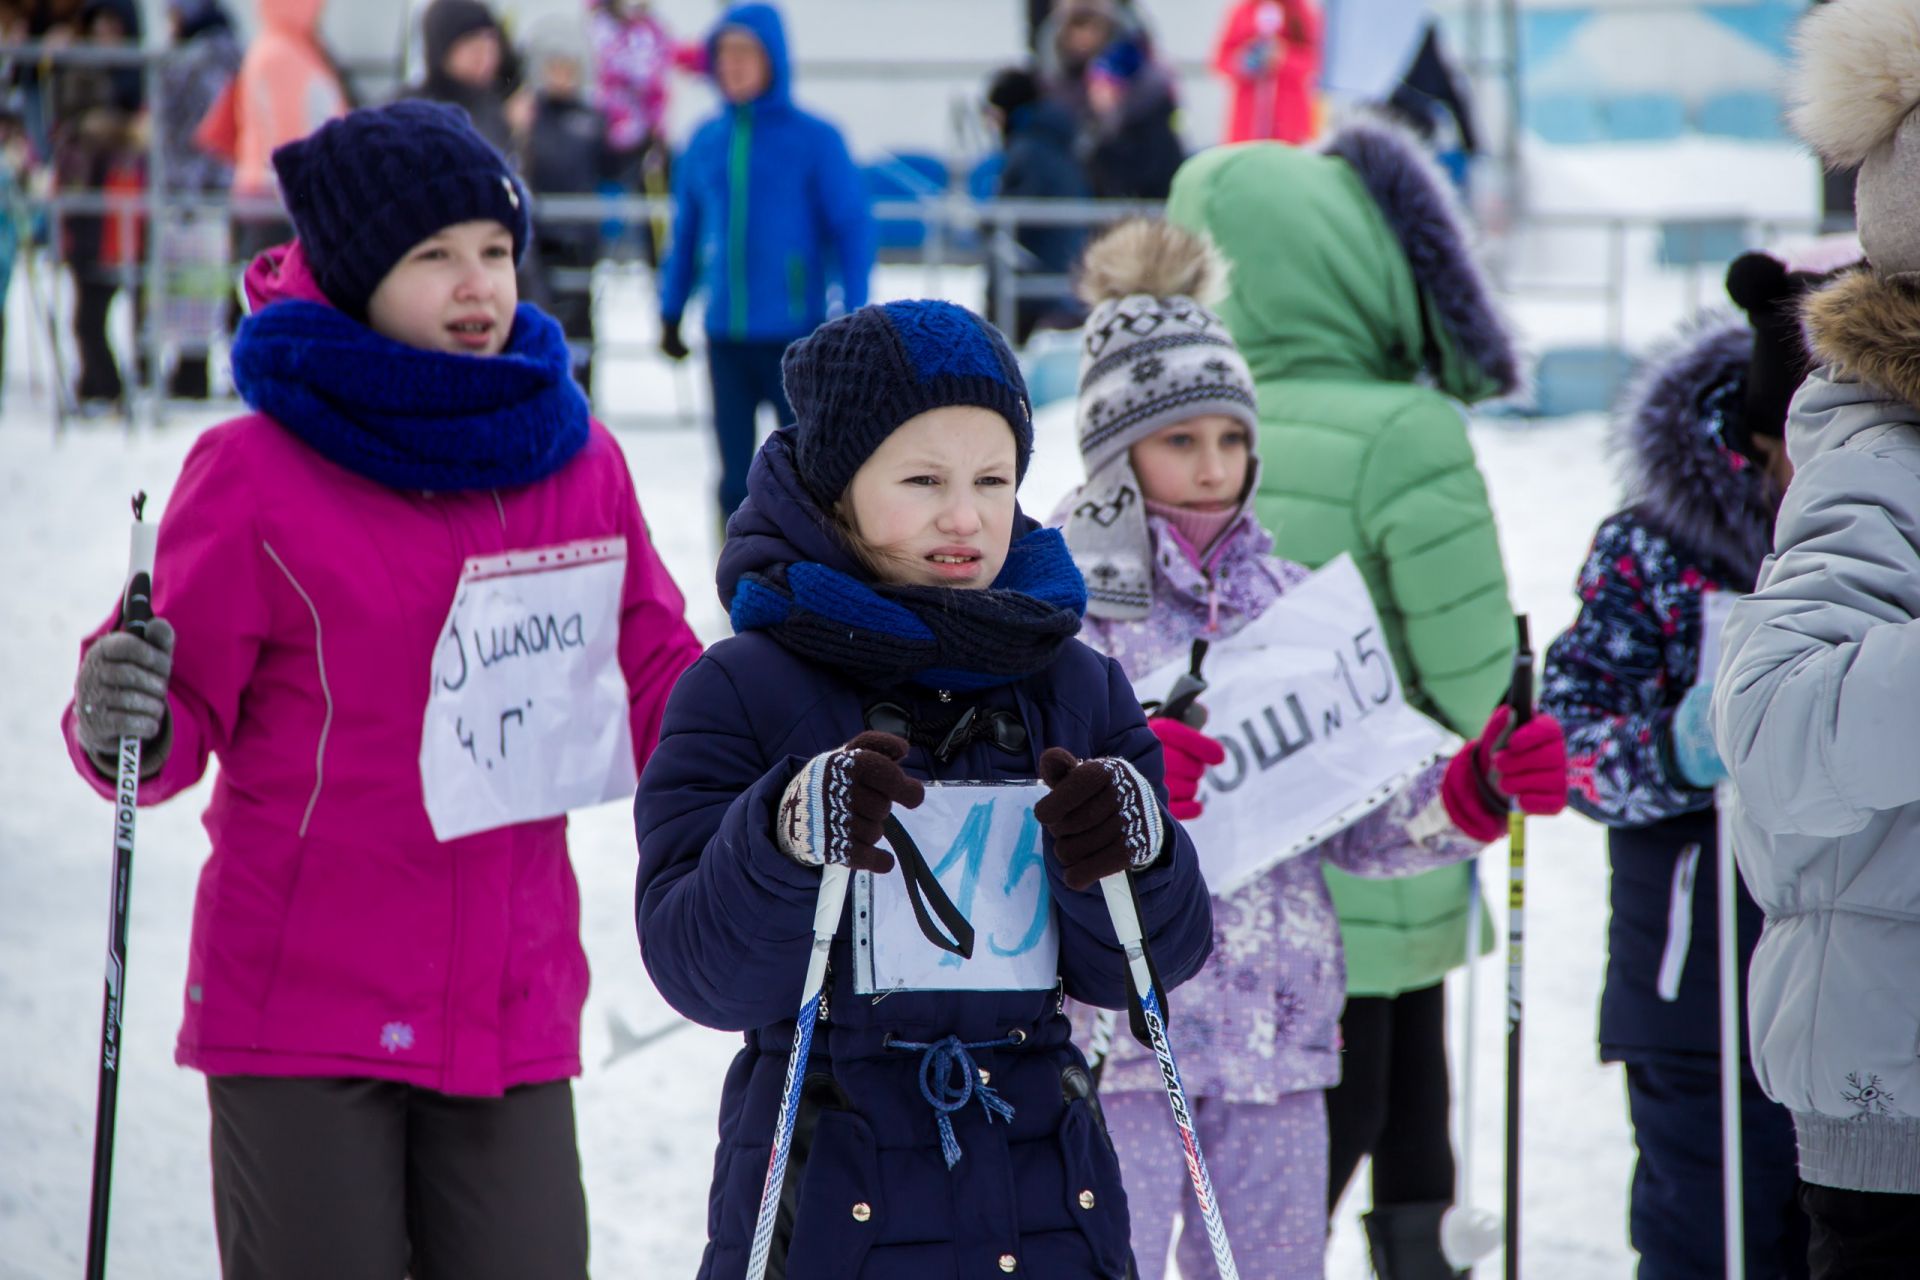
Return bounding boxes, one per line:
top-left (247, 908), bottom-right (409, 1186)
top-left (1656, 843), bottom-right (1702, 1002)
top-left (1205, 573), bottom-right (1221, 634)
top-left (726, 106), bottom-right (753, 339)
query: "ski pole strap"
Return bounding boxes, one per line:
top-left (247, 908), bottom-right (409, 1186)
top-left (882, 813), bottom-right (975, 959)
top-left (886, 1033), bottom-right (1020, 1168)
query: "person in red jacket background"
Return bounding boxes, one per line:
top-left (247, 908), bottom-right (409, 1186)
top-left (1213, 0), bottom-right (1322, 144)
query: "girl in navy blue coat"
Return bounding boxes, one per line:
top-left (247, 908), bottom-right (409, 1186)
top-left (1539, 249), bottom-right (1855, 1279)
top-left (634, 299), bottom-right (1214, 1280)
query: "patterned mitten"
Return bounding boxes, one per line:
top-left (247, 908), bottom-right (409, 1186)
top-left (1034, 747), bottom-right (1167, 891)
top-left (776, 732), bottom-right (925, 874)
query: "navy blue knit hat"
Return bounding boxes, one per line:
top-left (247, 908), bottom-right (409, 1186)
top-left (781, 300), bottom-right (1033, 504)
top-left (271, 100), bottom-right (530, 319)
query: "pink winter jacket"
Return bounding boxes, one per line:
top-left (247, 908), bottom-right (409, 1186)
top-left (61, 245), bottom-right (703, 1096)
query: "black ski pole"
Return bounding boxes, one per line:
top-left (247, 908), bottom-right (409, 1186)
top-left (1503, 615), bottom-right (1534, 1280)
top-left (85, 492), bottom-right (155, 1280)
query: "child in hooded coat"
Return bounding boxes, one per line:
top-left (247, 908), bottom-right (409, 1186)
top-left (1165, 119), bottom-right (1525, 1272)
top-left (63, 100), bottom-right (702, 1280)
top-left (1715, 2), bottom-right (1920, 1269)
top-left (633, 298), bottom-right (1215, 1280)
top-left (1057, 219), bottom-right (1567, 1280)
top-left (1540, 247), bottom-right (1859, 1279)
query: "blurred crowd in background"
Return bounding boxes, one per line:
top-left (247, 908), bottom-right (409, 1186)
top-left (0, 0), bottom-right (1482, 415)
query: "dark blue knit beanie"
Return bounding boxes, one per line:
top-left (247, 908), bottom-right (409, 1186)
top-left (271, 100), bottom-right (530, 318)
top-left (781, 300), bottom-right (1033, 504)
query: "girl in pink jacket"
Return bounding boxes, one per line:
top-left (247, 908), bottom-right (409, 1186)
top-left (63, 100), bottom-right (701, 1280)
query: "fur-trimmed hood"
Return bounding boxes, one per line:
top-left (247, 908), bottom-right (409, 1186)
top-left (1614, 315), bottom-right (1776, 582)
top-left (1805, 268), bottom-right (1920, 410)
top-left (1164, 116), bottom-right (1516, 404)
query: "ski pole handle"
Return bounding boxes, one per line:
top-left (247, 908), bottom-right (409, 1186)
top-left (120, 493), bottom-right (156, 639)
top-left (1098, 873), bottom-right (1153, 998)
top-left (804, 864), bottom-right (850, 995)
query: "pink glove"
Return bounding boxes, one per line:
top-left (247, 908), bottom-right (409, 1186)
top-left (1441, 705), bottom-right (1569, 841)
top-left (1148, 717), bottom-right (1227, 820)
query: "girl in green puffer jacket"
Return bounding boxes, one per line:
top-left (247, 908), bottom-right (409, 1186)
top-left (1165, 118), bottom-right (1522, 1275)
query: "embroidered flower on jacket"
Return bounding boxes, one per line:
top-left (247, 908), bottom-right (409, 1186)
top-left (380, 1021), bottom-right (416, 1053)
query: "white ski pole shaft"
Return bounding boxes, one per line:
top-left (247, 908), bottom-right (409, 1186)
top-left (1461, 859), bottom-right (1481, 1214)
top-left (1716, 788), bottom-right (1745, 1280)
top-left (744, 863), bottom-right (849, 1280)
top-left (1099, 874), bottom-right (1240, 1280)
top-left (86, 493), bottom-right (156, 1280)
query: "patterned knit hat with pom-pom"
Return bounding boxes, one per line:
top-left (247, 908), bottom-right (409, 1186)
top-left (1065, 218), bottom-right (1257, 619)
top-left (1789, 0), bottom-right (1920, 283)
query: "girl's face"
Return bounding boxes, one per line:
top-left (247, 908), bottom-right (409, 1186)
top-left (1128, 415), bottom-right (1253, 512)
top-left (365, 220), bottom-right (517, 357)
top-left (842, 406), bottom-right (1019, 590)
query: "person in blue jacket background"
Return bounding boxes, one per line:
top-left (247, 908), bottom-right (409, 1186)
top-left (634, 299), bottom-right (1212, 1280)
top-left (1539, 249), bottom-right (1852, 1280)
top-left (657, 1), bottom-right (876, 523)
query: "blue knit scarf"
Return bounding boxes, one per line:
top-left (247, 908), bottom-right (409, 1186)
top-left (230, 301), bottom-right (589, 491)
top-left (729, 527), bottom-right (1087, 692)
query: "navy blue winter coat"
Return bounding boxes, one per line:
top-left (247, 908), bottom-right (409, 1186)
top-left (658, 3), bottom-right (875, 342)
top-left (1539, 319), bottom-right (1773, 1063)
top-left (634, 431), bottom-right (1213, 1280)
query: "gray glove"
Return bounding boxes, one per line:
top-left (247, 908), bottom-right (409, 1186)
top-left (75, 618), bottom-right (176, 766)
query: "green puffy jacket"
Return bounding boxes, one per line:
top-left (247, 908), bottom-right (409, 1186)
top-left (1167, 130), bottom-right (1518, 996)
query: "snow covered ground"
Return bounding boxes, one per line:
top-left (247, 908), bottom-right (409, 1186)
top-left (0, 363), bottom-right (1632, 1277)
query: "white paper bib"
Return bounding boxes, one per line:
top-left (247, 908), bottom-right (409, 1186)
top-left (854, 782), bottom-right (1059, 995)
top-left (420, 537), bottom-right (635, 841)
top-left (1131, 554), bottom-right (1459, 895)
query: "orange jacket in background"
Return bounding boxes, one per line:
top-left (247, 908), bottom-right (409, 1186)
top-left (1213, 0), bottom-right (1323, 145)
top-left (195, 0), bottom-right (346, 196)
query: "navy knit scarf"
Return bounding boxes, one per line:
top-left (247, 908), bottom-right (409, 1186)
top-left (230, 301), bottom-right (589, 492)
top-left (729, 528), bottom-right (1087, 692)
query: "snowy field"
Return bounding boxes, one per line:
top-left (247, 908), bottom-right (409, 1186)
top-left (0, 360), bottom-right (1630, 1277)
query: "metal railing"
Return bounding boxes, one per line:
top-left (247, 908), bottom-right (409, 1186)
top-left (5, 182), bottom-right (1847, 430)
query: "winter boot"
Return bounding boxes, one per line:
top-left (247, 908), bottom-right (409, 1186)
top-left (1362, 1201), bottom-right (1466, 1280)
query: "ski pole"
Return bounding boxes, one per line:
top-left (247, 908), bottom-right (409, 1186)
top-left (1088, 640), bottom-right (1210, 1089)
top-left (744, 862), bottom-right (849, 1280)
top-left (85, 492), bottom-right (156, 1280)
top-left (1502, 615), bottom-right (1534, 1280)
top-left (1099, 872), bottom-right (1240, 1280)
top-left (1442, 858), bottom-right (1502, 1271)
top-left (1716, 788), bottom-right (1745, 1280)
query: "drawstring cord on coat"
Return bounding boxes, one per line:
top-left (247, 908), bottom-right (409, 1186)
top-left (886, 1033), bottom-right (1021, 1168)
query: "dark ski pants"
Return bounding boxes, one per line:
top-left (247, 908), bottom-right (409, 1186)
top-left (206, 1075), bottom-right (588, 1280)
top-left (1623, 1059), bottom-right (1808, 1279)
top-left (707, 338), bottom-right (794, 522)
top-left (1326, 982), bottom-right (1457, 1212)
top-left (1800, 1183), bottom-right (1920, 1279)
